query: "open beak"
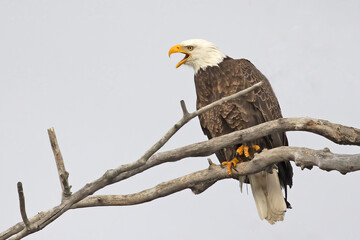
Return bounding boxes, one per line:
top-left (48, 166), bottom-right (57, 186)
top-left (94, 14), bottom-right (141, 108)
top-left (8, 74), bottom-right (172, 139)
top-left (168, 44), bottom-right (190, 68)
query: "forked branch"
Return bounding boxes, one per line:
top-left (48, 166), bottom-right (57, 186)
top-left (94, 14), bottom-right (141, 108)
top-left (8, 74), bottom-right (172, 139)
top-left (1, 81), bottom-right (359, 239)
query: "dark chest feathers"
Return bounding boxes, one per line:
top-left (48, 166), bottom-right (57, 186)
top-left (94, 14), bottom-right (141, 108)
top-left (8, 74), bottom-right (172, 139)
top-left (194, 58), bottom-right (283, 144)
top-left (194, 58), bottom-right (293, 190)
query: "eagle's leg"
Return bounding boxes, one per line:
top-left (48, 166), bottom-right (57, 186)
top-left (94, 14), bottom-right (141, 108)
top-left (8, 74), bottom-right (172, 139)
top-left (221, 144), bottom-right (261, 175)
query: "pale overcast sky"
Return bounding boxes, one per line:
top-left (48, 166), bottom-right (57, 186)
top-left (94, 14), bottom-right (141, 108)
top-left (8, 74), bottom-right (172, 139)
top-left (1, 1), bottom-right (359, 239)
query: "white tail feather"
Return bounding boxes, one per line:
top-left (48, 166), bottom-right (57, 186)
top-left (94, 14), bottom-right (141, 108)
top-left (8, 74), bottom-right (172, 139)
top-left (248, 169), bottom-right (287, 224)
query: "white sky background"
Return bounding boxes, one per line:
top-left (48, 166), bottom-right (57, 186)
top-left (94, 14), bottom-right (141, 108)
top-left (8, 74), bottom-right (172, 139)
top-left (1, 0), bottom-right (359, 239)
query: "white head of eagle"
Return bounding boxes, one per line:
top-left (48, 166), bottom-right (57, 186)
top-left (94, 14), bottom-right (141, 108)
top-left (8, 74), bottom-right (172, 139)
top-left (169, 39), bottom-right (226, 74)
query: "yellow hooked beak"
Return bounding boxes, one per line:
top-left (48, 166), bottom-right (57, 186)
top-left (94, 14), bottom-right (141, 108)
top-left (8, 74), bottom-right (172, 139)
top-left (168, 44), bottom-right (190, 68)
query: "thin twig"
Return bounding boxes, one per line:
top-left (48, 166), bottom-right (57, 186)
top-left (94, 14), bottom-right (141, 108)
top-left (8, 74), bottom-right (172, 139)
top-left (48, 127), bottom-right (72, 200)
top-left (180, 100), bottom-right (189, 116)
top-left (139, 81), bottom-right (264, 162)
top-left (192, 81), bottom-right (263, 117)
top-left (17, 182), bottom-right (30, 229)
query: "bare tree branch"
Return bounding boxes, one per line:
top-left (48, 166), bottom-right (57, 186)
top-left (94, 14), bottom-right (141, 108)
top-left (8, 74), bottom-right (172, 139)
top-left (1, 83), bottom-right (265, 239)
top-left (48, 127), bottom-right (72, 200)
top-left (108, 117), bottom-right (360, 186)
top-left (1, 117), bottom-right (359, 239)
top-left (1, 80), bottom-right (359, 239)
top-left (72, 147), bottom-right (360, 208)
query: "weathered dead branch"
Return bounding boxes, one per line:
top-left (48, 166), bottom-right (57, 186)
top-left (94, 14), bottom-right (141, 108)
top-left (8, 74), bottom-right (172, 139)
top-left (72, 147), bottom-right (359, 208)
top-left (1, 81), bottom-right (359, 239)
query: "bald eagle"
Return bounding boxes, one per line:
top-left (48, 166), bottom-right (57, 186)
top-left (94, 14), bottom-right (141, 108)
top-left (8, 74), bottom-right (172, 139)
top-left (169, 39), bottom-right (293, 224)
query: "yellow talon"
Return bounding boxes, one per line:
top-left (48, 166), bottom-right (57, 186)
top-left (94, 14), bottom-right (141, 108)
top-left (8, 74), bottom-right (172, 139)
top-left (236, 145), bottom-right (244, 155)
top-left (222, 158), bottom-right (239, 174)
top-left (253, 145), bottom-right (260, 151)
top-left (244, 146), bottom-right (250, 158)
top-left (237, 144), bottom-right (261, 158)
top-left (233, 158), bottom-right (239, 167)
top-left (223, 144), bottom-right (261, 174)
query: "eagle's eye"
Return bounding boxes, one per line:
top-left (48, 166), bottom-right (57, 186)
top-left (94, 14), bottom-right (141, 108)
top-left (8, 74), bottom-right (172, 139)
top-left (187, 46), bottom-right (194, 51)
